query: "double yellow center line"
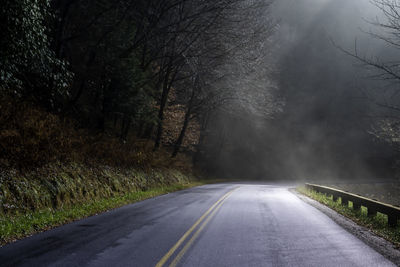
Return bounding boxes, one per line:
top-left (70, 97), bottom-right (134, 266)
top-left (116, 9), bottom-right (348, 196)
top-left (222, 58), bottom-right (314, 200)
top-left (156, 187), bottom-right (239, 267)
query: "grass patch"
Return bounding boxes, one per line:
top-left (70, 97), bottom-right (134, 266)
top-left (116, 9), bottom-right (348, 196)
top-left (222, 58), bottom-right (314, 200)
top-left (0, 181), bottom-right (205, 246)
top-left (297, 186), bottom-right (400, 247)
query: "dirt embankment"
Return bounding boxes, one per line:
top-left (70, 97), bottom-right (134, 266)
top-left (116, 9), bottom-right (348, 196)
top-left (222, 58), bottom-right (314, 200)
top-left (0, 96), bottom-right (197, 216)
top-left (0, 164), bottom-right (192, 216)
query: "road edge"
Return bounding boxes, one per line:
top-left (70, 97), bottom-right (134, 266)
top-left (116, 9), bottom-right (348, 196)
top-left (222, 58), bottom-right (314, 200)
top-left (0, 181), bottom-right (209, 247)
top-left (290, 188), bottom-right (400, 266)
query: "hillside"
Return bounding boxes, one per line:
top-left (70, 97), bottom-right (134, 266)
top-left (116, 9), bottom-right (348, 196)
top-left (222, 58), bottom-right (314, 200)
top-left (0, 95), bottom-right (203, 245)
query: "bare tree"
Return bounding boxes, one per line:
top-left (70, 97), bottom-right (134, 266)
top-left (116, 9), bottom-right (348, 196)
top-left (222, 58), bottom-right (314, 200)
top-left (170, 0), bottom-right (281, 158)
top-left (339, 0), bottom-right (400, 148)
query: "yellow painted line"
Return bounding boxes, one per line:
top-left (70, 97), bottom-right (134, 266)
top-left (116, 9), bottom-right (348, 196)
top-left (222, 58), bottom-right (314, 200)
top-left (169, 195), bottom-right (230, 267)
top-left (155, 187), bottom-right (238, 267)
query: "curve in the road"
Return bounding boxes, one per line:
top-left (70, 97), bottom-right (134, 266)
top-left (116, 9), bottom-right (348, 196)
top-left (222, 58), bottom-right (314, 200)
top-left (0, 183), bottom-right (396, 267)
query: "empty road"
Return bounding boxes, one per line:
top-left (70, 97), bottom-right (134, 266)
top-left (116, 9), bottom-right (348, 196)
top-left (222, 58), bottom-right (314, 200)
top-left (0, 183), bottom-right (395, 266)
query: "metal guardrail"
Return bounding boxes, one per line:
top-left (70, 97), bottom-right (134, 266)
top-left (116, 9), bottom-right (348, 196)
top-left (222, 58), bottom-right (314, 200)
top-left (305, 183), bottom-right (400, 227)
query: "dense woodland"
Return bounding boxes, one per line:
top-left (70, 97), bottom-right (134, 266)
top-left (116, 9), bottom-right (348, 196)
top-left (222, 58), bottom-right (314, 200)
top-left (2, 0), bottom-right (400, 180)
top-left (4, 0), bottom-right (400, 246)
top-left (0, 0), bottom-right (278, 172)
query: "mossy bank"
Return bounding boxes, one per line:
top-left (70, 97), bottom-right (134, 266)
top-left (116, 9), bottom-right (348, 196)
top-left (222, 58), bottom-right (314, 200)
top-left (0, 163), bottom-right (202, 246)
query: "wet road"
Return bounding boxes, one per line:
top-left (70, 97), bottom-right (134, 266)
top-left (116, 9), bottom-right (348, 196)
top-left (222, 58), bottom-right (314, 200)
top-left (0, 183), bottom-right (395, 266)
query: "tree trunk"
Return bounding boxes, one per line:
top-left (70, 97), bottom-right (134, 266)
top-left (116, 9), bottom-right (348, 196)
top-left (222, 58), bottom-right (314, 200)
top-left (69, 50), bottom-right (97, 107)
top-left (172, 107), bottom-right (191, 157)
top-left (172, 86), bottom-right (196, 157)
top-left (54, 0), bottom-right (76, 58)
top-left (120, 114), bottom-right (131, 141)
top-left (153, 63), bottom-right (178, 151)
top-left (193, 112), bottom-right (210, 165)
top-left (153, 80), bottom-right (170, 150)
top-left (142, 124), bottom-right (154, 138)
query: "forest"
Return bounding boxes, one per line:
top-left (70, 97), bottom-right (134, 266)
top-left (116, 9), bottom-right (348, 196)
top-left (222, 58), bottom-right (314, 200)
top-left (0, 0), bottom-right (279, 172)
top-left (0, 0), bottom-right (280, 237)
top-left (2, 0), bottom-right (400, 239)
top-left (3, 0), bottom-right (400, 262)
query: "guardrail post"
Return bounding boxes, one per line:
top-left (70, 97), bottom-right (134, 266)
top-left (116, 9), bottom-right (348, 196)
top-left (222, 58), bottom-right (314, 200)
top-left (367, 208), bottom-right (377, 217)
top-left (341, 197), bottom-right (348, 207)
top-left (352, 201), bottom-right (361, 211)
top-left (388, 216), bottom-right (398, 227)
top-left (305, 183), bottom-right (400, 228)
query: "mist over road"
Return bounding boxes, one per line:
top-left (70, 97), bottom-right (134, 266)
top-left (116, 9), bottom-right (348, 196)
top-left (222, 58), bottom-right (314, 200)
top-left (0, 183), bottom-right (394, 266)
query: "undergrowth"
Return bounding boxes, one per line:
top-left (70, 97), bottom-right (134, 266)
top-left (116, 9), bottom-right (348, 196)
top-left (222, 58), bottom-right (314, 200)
top-left (297, 187), bottom-right (400, 247)
top-left (0, 95), bottom-right (193, 172)
top-left (0, 165), bottom-right (193, 215)
top-left (0, 181), bottom-right (205, 246)
top-left (0, 95), bottom-right (205, 246)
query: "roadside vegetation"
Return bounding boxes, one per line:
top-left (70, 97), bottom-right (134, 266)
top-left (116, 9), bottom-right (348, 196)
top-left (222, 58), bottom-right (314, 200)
top-left (0, 97), bottom-right (203, 246)
top-left (0, 182), bottom-right (206, 246)
top-left (297, 187), bottom-right (400, 247)
top-left (0, 0), bottom-right (279, 246)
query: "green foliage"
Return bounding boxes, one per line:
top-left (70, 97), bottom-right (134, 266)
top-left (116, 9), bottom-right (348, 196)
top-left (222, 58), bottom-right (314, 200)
top-left (0, 163), bottom-right (194, 215)
top-left (0, 0), bottom-right (71, 106)
top-left (0, 178), bottom-right (203, 246)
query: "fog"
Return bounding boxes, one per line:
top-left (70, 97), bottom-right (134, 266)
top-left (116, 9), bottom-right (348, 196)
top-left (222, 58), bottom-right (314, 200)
top-left (202, 0), bottom-right (400, 182)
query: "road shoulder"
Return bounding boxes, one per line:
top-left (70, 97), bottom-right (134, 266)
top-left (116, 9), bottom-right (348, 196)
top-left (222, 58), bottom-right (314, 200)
top-left (290, 188), bottom-right (400, 266)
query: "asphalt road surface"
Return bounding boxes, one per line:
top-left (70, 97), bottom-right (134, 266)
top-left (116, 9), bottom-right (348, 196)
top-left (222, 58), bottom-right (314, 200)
top-left (0, 183), bottom-right (395, 267)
